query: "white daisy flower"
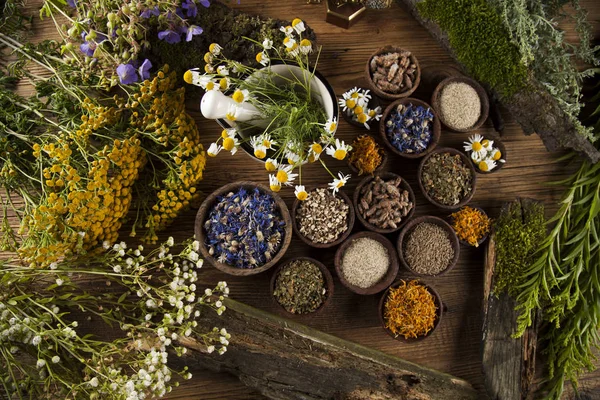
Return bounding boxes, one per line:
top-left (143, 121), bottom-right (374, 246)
top-left (259, 133), bottom-right (276, 149)
top-left (326, 138), bottom-right (350, 161)
top-left (291, 18), bottom-right (305, 34)
top-left (294, 185), bottom-right (308, 201)
top-left (324, 117), bottom-right (338, 134)
top-left (276, 165), bottom-right (298, 186)
top-left (482, 138), bottom-right (494, 151)
top-left (490, 148), bottom-right (505, 163)
top-left (265, 158), bottom-right (278, 172)
top-left (255, 51), bottom-right (269, 66)
top-left (207, 143), bottom-right (222, 157)
top-left (299, 39), bottom-right (312, 55)
top-left (329, 173), bottom-right (350, 195)
top-left (222, 133), bottom-right (240, 155)
top-left (477, 159), bottom-right (497, 172)
top-left (463, 134), bottom-right (486, 158)
top-left (269, 174), bottom-right (282, 192)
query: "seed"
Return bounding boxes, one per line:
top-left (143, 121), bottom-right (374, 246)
top-left (439, 82), bottom-right (481, 130)
top-left (341, 237), bottom-right (389, 288)
top-left (404, 222), bottom-right (454, 275)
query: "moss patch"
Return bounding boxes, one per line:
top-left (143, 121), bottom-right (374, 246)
top-left (417, 0), bottom-right (528, 98)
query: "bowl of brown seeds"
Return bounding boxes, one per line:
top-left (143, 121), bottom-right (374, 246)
top-left (397, 216), bottom-right (460, 277)
top-left (334, 231), bottom-right (399, 295)
top-left (353, 172), bottom-right (415, 234)
top-left (418, 147), bottom-right (476, 210)
top-left (270, 257), bottom-right (334, 317)
top-left (431, 76), bottom-right (489, 133)
top-left (292, 187), bottom-right (355, 248)
top-left (365, 45), bottom-right (421, 101)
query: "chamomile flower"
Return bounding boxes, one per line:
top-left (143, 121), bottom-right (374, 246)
top-left (292, 18), bottom-right (305, 34)
top-left (324, 117), bottom-right (338, 134)
top-left (276, 165), bottom-right (298, 185)
top-left (222, 134), bottom-right (240, 155)
top-left (225, 104), bottom-right (242, 121)
top-left (490, 148), bottom-right (505, 162)
top-left (299, 39), bottom-right (312, 54)
top-left (286, 151), bottom-right (302, 165)
top-left (356, 112), bottom-right (371, 129)
top-left (280, 25), bottom-right (294, 36)
top-left (265, 158), bottom-right (279, 172)
top-left (283, 37), bottom-right (296, 49)
top-left (216, 65), bottom-right (229, 76)
top-left (232, 89), bottom-right (250, 104)
top-left (482, 139), bottom-right (494, 151)
top-left (262, 38), bottom-right (273, 50)
top-left (329, 173), bottom-right (350, 195)
top-left (338, 97), bottom-right (357, 113)
top-left (259, 133), bottom-right (276, 149)
top-left (285, 42), bottom-right (300, 57)
top-left (309, 142), bottom-right (323, 162)
top-left (368, 106), bottom-right (382, 121)
top-left (254, 146), bottom-right (267, 159)
top-left (183, 68), bottom-right (203, 85)
top-left (269, 174), bottom-right (282, 192)
top-left (221, 128), bottom-right (237, 139)
top-left (470, 150), bottom-right (483, 163)
top-left (204, 52), bottom-right (213, 64)
top-left (193, 75), bottom-right (219, 91)
top-left (478, 159), bottom-right (497, 172)
top-left (256, 51), bottom-right (270, 66)
top-left (463, 134), bottom-right (486, 157)
top-left (294, 185), bottom-right (308, 201)
top-left (219, 77), bottom-right (230, 90)
top-left (326, 139), bottom-right (351, 160)
top-left (209, 43), bottom-right (223, 55)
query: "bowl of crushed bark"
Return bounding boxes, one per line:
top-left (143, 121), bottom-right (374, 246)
top-left (365, 45), bottom-right (421, 101)
top-left (353, 172), bottom-right (416, 234)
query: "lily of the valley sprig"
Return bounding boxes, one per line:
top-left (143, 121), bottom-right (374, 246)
top-left (338, 87), bottom-right (382, 129)
top-left (184, 18), bottom-right (352, 200)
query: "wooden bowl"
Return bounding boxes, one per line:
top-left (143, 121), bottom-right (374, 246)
top-left (468, 136), bottom-right (507, 174)
top-left (379, 98), bottom-right (441, 160)
top-left (431, 76), bottom-right (489, 133)
top-left (292, 187), bottom-right (355, 249)
top-left (397, 215), bottom-right (460, 277)
top-left (417, 147), bottom-right (477, 210)
top-left (270, 257), bottom-right (334, 317)
top-left (353, 172), bottom-right (415, 234)
top-left (340, 91), bottom-right (383, 129)
top-left (449, 206), bottom-right (490, 247)
top-left (334, 231), bottom-right (399, 295)
top-left (365, 45), bottom-right (421, 101)
top-left (195, 181), bottom-right (292, 276)
top-left (378, 279), bottom-right (443, 342)
top-left (346, 136), bottom-right (387, 176)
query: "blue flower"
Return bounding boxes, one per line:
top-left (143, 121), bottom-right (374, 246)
top-left (79, 42), bottom-right (95, 57)
top-left (184, 25), bottom-right (203, 42)
top-left (138, 59), bottom-right (152, 80)
top-left (67, 0), bottom-right (77, 7)
top-left (116, 63), bottom-right (139, 85)
top-left (158, 29), bottom-right (181, 44)
top-left (140, 6), bottom-right (160, 18)
top-left (199, 0), bottom-right (210, 7)
top-left (182, 0), bottom-right (198, 17)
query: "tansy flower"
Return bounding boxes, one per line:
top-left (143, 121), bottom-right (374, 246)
top-left (262, 38), bottom-right (273, 49)
top-left (232, 89), bottom-right (250, 104)
top-left (463, 134), bottom-right (486, 157)
top-left (265, 158), bottom-right (278, 172)
top-left (478, 159), bottom-right (497, 172)
top-left (207, 143), bottom-right (222, 157)
top-left (280, 25), bottom-right (294, 36)
top-left (299, 39), bottom-right (312, 54)
top-left (225, 104), bottom-right (241, 121)
top-left (329, 173), bottom-right (350, 195)
top-left (324, 117), bottom-right (337, 134)
top-left (209, 43), bottom-right (222, 55)
top-left (326, 138), bottom-right (350, 160)
top-left (269, 174), bottom-right (282, 192)
top-left (256, 51), bottom-right (269, 66)
top-left (216, 65), bottom-right (229, 76)
top-left (276, 165), bottom-right (298, 185)
top-left (222, 135), bottom-right (240, 155)
top-left (295, 185), bottom-right (308, 201)
top-left (292, 18), bottom-right (305, 34)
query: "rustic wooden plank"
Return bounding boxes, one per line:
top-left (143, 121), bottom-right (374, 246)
top-left (176, 298), bottom-right (479, 400)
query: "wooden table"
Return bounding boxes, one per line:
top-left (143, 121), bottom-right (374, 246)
top-left (10, 1), bottom-right (600, 399)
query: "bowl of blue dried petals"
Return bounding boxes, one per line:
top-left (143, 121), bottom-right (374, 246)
top-left (195, 181), bottom-right (293, 276)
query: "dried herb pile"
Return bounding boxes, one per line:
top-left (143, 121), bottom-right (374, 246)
top-left (451, 206), bottom-right (491, 247)
top-left (383, 280), bottom-right (438, 339)
top-left (348, 135), bottom-right (384, 175)
top-left (421, 152), bottom-right (473, 206)
top-left (273, 259), bottom-right (327, 314)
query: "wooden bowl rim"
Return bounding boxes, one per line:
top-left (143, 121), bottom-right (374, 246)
top-left (346, 135), bottom-right (388, 176)
top-left (470, 136), bottom-right (507, 175)
top-left (291, 187), bottom-right (355, 249)
top-left (194, 181), bottom-right (292, 276)
top-left (378, 279), bottom-right (443, 342)
top-left (396, 215), bottom-right (460, 277)
top-left (270, 256), bottom-right (334, 317)
top-left (352, 172), bottom-right (416, 234)
top-left (417, 147), bottom-right (477, 210)
top-left (430, 76), bottom-right (490, 133)
top-left (448, 205), bottom-right (490, 247)
top-left (379, 97), bottom-right (441, 160)
top-left (334, 231), bottom-right (400, 295)
top-left (365, 45), bottom-right (421, 100)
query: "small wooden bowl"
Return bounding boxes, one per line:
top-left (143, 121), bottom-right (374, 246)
top-left (340, 91), bottom-right (383, 129)
top-left (431, 76), bottom-right (489, 133)
top-left (449, 206), bottom-right (491, 247)
top-left (397, 215), bottom-right (460, 277)
top-left (334, 231), bottom-right (399, 295)
top-left (417, 147), bottom-right (477, 210)
top-left (468, 136), bottom-right (507, 174)
top-left (378, 279), bottom-right (443, 342)
top-left (270, 257), bottom-right (334, 317)
top-left (346, 137), bottom-right (387, 176)
top-left (195, 181), bottom-right (292, 276)
top-left (292, 188), bottom-right (355, 249)
top-left (365, 45), bottom-right (421, 101)
top-left (353, 172), bottom-right (416, 234)
top-left (379, 98), bottom-right (441, 160)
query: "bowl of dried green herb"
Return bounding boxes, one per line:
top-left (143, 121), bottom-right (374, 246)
top-left (417, 147), bottom-right (476, 210)
top-left (431, 76), bottom-right (489, 133)
top-left (195, 181), bottom-right (292, 276)
top-left (378, 279), bottom-right (443, 341)
top-left (334, 231), bottom-right (399, 295)
top-left (353, 172), bottom-right (415, 234)
top-left (397, 216), bottom-right (460, 277)
top-left (270, 257), bottom-right (334, 316)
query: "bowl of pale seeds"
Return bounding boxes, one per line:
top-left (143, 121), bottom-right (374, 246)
top-left (431, 76), bottom-right (489, 133)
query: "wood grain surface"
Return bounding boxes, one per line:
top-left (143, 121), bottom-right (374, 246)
top-left (3, 1), bottom-right (600, 399)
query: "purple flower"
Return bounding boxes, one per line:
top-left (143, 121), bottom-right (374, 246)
top-left (67, 0), bottom-right (77, 7)
top-left (80, 42), bottom-right (95, 57)
top-left (182, 0), bottom-right (198, 17)
top-left (138, 59), bottom-right (152, 80)
top-left (199, 0), bottom-right (210, 7)
top-left (184, 25), bottom-right (203, 42)
top-left (175, 7), bottom-right (186, 19)
top-left (158, 29), bottom-right (181, 44)
top-left (140, 6), bottom-right (160, 18)
top-left (116, 64), bottom-right (139, 85)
